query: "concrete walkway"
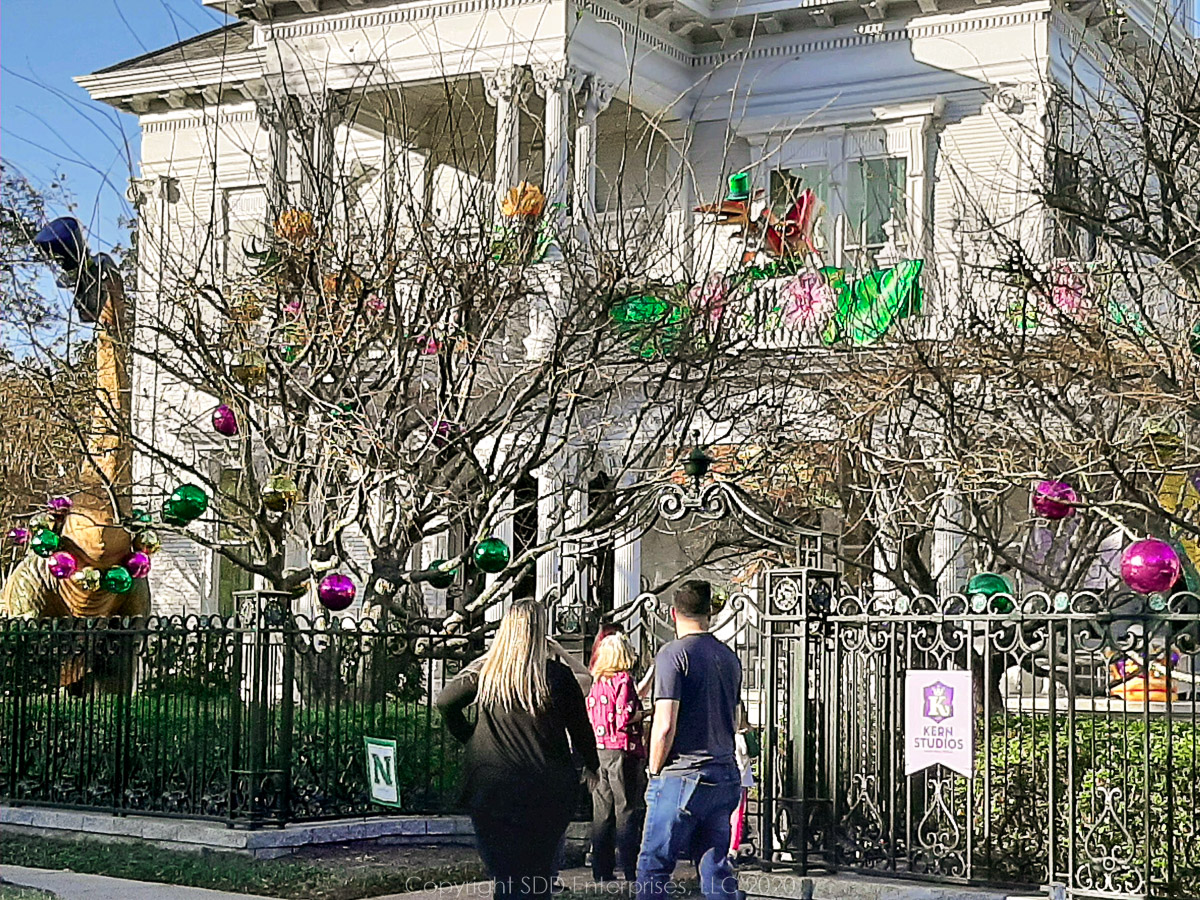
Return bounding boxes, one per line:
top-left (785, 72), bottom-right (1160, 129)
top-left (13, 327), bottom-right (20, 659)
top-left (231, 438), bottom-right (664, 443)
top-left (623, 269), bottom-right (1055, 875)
top-left (0, 866), bottom-right (283, 900)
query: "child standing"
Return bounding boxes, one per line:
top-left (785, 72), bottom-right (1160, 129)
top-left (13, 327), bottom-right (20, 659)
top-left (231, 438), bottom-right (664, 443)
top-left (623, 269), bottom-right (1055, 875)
top-left (586, 633), bottom-right (646, 882)
top-left (730, 707), bottom-right (756, 859)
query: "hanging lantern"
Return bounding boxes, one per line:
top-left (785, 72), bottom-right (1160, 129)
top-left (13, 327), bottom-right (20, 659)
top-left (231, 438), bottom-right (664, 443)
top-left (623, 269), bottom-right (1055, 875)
top-left (212, 404), bottom-right (239, 438)
top-left (165, 484), bottom-right (209, 524)
top-left (101, 566), bottom-right (134, 595)
top-left (48, 496), bottom-right (73, 515)
top-left (133, 530), bottom-right (162, 555)
top-left (967, 572), bottom-right (1014, 613)
top-left (72, 566), bottom-right (101, 591)
top-left (473, 537), bottom-right (510, 574)
top-left (426, 559), bottom-right (457, 590)
top-left (30, 528), bottom-right (60, 558)
top-left (124, 551), bottom-right (152, 579)
top-left (317, 573), bottom-right (357, 611)
top-left (47, 551), bottom-right (78, 579)
top-left (6, 527), bottom-right (30, 546)
top-left (262, 474), bottom-right (300, 513)
top-left (1120, 539), bottom-right (1181, 595)
top-left (1032, 480), bottom-right (1078, 520)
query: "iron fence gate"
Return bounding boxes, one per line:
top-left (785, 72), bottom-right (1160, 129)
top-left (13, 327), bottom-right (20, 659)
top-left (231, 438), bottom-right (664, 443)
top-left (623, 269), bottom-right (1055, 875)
top-left (761, 571), bottom-right (1200, 900)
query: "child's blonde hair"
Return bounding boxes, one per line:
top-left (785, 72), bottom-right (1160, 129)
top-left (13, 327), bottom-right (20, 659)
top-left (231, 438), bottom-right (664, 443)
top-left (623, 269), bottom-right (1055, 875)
top-left (591, 632), bottom-right (637, 681)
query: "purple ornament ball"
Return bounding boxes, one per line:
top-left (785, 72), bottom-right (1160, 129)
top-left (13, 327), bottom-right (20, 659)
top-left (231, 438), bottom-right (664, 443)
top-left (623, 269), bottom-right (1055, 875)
top-left (48, 551), bottom-right (78, 579)
top-left (317, 573), bottom-right (356, 611)
top-left (432, 420), bottom-right (456, 449)
top-left (212, 404), bottom-right (239, 438)
top-left (1120, 539), bottom-right (1181, 594)
top-left (124, 551), bottom-right (153, 579)
top-left (48, 496), bottom-right (73, 514)
top-left (6, 527), bottom-right (30, 546)
top-left (1190, 468), bottom-right (1200, 494)
top-left (1032, 480), bottom-right (1078, 519)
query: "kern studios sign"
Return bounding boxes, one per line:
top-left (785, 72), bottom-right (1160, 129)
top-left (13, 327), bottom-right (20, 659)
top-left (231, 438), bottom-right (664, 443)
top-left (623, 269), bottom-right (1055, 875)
top-left (904, 669), bottom-right (973, 777)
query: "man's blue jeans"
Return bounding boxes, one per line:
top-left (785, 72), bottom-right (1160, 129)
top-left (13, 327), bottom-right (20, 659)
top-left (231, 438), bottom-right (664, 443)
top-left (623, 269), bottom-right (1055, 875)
top-left (636, 764), bottom-right (742, 900)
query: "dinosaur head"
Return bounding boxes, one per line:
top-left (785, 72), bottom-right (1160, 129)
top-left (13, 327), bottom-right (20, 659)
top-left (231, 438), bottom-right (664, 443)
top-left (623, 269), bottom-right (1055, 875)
top-left (59, 508), bottom-right (134, 570)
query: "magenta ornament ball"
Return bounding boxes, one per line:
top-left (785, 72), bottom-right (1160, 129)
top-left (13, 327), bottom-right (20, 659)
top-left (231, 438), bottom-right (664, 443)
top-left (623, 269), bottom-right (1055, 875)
top-left (48, 496), bottom-right (73, 514)
top-left (1120, 539), bottom-right (1181, 594)
top-left (6, 527), bottom-right (30, 546)
top-left (1032, 480), bottom-right (1078, 520)
top-left (212, 404), bottom-right (239, 437)
top-left (317, 573), bottom-right (356, 611)
top-left (124, 551), bottom-right (152, 579)
top-left (48, 551), bottom-right (78, 579)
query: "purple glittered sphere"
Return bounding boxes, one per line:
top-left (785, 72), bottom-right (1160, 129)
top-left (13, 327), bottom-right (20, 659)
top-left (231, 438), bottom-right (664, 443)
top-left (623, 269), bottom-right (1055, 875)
top-left (1120, 539), bottom-right (1181, 594)
top-left (6, 527), bottom-right (30, 546)
top-left (317, 573), bottom-right (356, 611)
top-left (1190, 468), bottom-right (1200, 494)
top-left (432, 421), bottom-right (456, 449)
top-left (48, 496), bottom-right (73, 514)
top-left (212, 404), bottom-right (239, 438)
top-left (1032, 480), bottom-right (1078, 519)
top-left (124, 551), bottom-right (152, 579)
top-left (48, 551), bottom-right (78, 579)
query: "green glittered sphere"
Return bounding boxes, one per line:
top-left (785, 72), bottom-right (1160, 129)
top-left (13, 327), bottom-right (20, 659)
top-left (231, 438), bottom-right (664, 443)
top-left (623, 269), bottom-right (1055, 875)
top-left (165, 484), bottom-right (209, 523)
top-left (1190, 321), bottom-right (1200, 357)
top-left (967, 572), bottom-right (1014, 612)
top-left (426, 559), bottom-right (457, 590)
top-left (30, 528), bottom-right (60, 558)
top-left (101, 566), bottom-right (134, 594)
top-left (472, 538), bottom-right (510, 574)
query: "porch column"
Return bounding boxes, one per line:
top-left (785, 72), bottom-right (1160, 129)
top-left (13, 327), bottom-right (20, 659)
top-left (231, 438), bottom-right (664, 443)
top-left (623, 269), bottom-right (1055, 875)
top-left (613, 471), bottom-right (642, 612)
top-left (482, 66), bottom-right (528, 219)
top-left (932, 484), bottom-right (969, 598)
top-left (255, 96), bottom-right (289, 225)
top-left (665, 121), bottom-right (695, 278)
top-left (296, 91), bottom-right (344, 221)
top-left (536, 466), bottom-right (562, 604)
top-left (486, 495), bottom-right (517, 623)
top-left (533, 60), bottom-right (574, 242)
top-left (561, 469), bottom-right (588, 609)
top-left (572, 75), bottom-right (615, 247)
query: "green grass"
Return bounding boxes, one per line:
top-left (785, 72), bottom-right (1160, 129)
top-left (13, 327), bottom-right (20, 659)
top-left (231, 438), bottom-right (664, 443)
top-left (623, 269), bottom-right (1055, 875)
top-left (0, 835), bottom-right (487, 900)
top-left (0, 886), bottom-right (57, 900)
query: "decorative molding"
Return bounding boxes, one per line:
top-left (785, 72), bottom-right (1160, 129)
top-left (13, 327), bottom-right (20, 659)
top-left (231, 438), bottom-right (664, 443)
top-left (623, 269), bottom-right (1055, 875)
top-left (531, 59), bottom-right (577, 96)
top-left (575, 0), bottom-right (694, 65)
top-left (271, 0), bottom-right (550, 39)
top-left (481, 66), bottom-right (531, 105)
top-left (573, 73), bottom-right (617, 117)
top-left (143, 110), bottom-right (258, 133)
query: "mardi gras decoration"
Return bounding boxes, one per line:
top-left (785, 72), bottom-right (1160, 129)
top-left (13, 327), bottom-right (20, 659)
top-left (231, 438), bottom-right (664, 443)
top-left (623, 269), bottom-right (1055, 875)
top-left (610, 292), bottom-right (692, 359)
top-left (967, 572), bottom-right (1015, 613)
top-left (1032, 480), bottom-right (1079, 520)
top-left (493, 183), bottom-right (554, 265)
top-left (426, 560), bottom-right (457, 590)
top-left (695, 174), bottom-right (819, 263)
top-left (212, 404), bottom-right (239, 437)
top-left (318, 573), bottom-right (357, 611)
top-left (124, 551), bottom-right (153, 579)
top-left (48, 552), bottom-right (78, 579)
top-left (6, 528), bottom-right (30, 546)
top-left (163, 484), bottom-right (209, 526)
top-left (473, 537), bottom-right (511, 574)
top-left (1109, 650), bottom-right (1180, 703)
top-left (262, 474), bottom-right (300, 513)
top-left (30, 529), bottom-right (60, 558)
top-left (1120, 539), bottom-right (1181, 594)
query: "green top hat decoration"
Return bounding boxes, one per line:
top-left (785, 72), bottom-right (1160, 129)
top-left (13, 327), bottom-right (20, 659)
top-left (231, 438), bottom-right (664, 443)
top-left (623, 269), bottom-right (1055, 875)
top-left (726, 173), bottom-right (752, 202)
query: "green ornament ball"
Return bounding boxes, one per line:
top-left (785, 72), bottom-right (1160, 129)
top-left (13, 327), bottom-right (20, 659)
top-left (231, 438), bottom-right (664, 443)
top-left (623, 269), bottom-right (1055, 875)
top-left (161, 500), bottom-right (188, 527)
top-left (101, 566), bottom-right (134, 595)
top-left (472, 537), bottom-right (510, 575)
top-left (1190, 320), bottom-right (1200, 357)
top-left (165, 484), bottom-right (209, 523)
top-left (967, 572), bottom-right (1014, 612)
top-left (426, 559), bottom-right (458, 590)
top-left (30, 528), bottom-right (60, 558)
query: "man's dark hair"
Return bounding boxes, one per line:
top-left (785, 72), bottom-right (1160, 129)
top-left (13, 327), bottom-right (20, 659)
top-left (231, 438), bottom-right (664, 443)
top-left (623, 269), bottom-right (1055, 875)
top-left (673, 580), bottom-right (713, 618)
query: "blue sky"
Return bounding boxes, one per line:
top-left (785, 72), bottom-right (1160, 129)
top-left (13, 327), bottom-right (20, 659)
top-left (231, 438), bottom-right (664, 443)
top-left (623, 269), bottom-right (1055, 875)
top-left (1, 0), bottom-right (225, 248)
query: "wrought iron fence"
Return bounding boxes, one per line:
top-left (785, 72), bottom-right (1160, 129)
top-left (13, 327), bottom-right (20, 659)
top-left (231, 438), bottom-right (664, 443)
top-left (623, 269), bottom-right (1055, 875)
top-left (0, 593), bottom-right (483, 825)
top-left (761, 571), bottom-right (1200, 900)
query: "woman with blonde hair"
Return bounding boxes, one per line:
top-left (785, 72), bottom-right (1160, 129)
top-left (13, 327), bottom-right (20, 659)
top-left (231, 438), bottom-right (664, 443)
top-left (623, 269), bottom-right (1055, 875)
top-left (437, 600), bottom-right (599, 900)
top-left (586, 632), bottom-right (647, 882)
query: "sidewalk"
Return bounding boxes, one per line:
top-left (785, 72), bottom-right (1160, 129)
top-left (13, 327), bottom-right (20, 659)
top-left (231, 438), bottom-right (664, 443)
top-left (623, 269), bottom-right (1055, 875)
top-left (0, 866), bottom-right (283, 900)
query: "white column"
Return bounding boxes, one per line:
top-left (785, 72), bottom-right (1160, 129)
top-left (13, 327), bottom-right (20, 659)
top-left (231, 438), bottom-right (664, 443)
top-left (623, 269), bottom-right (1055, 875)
top-left (612, 471), bottom-right (642, 612)
top-left (932, 484), bottom-right (969, 598)
top-left (255, 97), bottom-right (289, 225)
top-left (533, 60), bottom-right (573, 241)
top-left (665, 121), bottom-right (695, 278)
top-left (486, 495), bottom-right (517, 622)
top-left (482, 67), bottom-right (527, 219)
top-left (572, 75), bottom-right (615, 247)
top-left (536, 467), bottom-right (561, 604)
top-left (561, 470), bottom-right (588, 608)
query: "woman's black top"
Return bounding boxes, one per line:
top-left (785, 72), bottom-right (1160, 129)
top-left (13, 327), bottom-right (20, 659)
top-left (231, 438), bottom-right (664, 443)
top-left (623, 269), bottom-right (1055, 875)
top-left (436, 658), bottom-right (599, 813)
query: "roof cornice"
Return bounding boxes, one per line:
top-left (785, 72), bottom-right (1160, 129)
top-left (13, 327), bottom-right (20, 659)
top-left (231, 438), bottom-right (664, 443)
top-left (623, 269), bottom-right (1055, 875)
top-left (75, 51), bottom-right (265, 108)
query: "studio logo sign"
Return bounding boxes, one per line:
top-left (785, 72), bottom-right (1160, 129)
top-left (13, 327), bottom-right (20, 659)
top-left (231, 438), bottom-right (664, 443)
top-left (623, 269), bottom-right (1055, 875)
top-left (905, 669), bottom-right (973, 777)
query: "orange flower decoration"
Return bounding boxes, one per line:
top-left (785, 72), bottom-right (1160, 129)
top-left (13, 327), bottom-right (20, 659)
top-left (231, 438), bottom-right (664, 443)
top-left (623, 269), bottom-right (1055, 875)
top-left (501, 183), bottom-right (545, 218)
top-left (274, 209), bottom-right (316, 245)
top-left (322, 271), bottom-right (364, 298)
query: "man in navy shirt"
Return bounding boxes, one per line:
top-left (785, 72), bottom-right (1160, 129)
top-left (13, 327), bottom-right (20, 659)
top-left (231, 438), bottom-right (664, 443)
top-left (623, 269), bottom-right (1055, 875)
top-left (636, 580), bottom-right (743, 900)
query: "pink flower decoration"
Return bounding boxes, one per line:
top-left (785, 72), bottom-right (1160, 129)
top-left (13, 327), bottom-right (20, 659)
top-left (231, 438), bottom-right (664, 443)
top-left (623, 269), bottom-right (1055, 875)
top-left (366, 293), bottom-right (386, 313)
top-left (781, 272), bottom-right (836, 332)
top-left (283, 299), bottom-right (303, 317)
top-left (417, 335), bottom-right (442, 355)
top-left (1050, 262), bottom-right (1093, 320)
top-left (688, 274), bottom-right (732, 321)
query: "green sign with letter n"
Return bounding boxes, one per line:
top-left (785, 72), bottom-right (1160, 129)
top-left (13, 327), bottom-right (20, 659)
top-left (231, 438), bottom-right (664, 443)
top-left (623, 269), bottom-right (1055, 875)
top-left (364, 737), bottom-right (401, 808)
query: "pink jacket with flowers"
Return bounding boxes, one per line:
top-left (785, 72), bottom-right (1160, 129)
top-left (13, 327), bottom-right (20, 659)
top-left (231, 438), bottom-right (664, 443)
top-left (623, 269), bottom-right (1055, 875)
top-left (586, 671), bottom-right (646, 756)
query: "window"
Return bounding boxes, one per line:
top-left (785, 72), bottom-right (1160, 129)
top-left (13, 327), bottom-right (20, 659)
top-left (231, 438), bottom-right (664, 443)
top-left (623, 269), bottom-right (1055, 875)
top-left (770, 164), bottom-right (831, 251)
top-left (845, 157), bottom-right (907, 250)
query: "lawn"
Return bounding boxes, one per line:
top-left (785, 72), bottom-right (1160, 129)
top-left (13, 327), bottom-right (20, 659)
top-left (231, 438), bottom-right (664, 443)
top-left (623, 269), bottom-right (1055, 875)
top-left (0, 835), bottom-right (488, 900)
top-left (0, 886), bottom-right (56, 900)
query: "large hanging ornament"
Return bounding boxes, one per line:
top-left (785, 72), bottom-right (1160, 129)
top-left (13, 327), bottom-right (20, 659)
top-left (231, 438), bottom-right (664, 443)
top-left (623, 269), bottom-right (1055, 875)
top-left (133, 530), bottom-right (162, 555)
top-left (317, 573), bottom-right (356, 611)
top-left (212, 404), bottom-right (239, 437)
top-left (1189, 320), bottom-right (1200, 357)
top-left (30, 528), bottom-right (60, 558)
top-left (164, 484), bottom-right (209, 525)
top-left (967, 572), bottom-right (1014, 613)
top-left (473, 537), bottom-right (510, 574)
top-left (101, 566), bottom-right (134, 595)
top-left (432, 420), bottom-right (457, 449)
top-left (1032, 480), bottom-right (1078, 520)
top-left (128, 508), bottom-right (154, 528)
top-left (262, 474), bottom-right (300, 513)
top-left (6, 527), bottom-right (30, 546)
top-left (231, 351), bottom-right (267, 387)
top-left (124, 551), bottom-right (152, 579)
top-left (426, 559), bottom-right (457, 590)
top-left (72, 566), bottom-right (101, 592)
top-left (48, 496), bottom-right (73, 515)
top-left (1120, 539), bottom-right (1181, 594)
top-left (30, 512), bottom-right (56, 531)
top-left (48, 551), bottom-right (78, 579)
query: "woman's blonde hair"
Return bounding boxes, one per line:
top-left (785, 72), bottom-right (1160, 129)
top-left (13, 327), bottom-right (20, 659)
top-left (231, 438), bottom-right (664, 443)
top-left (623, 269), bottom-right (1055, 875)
top-left (477, 599), bottom-right (549, 714)
top-left (591, 633), bottom-right (637, 681)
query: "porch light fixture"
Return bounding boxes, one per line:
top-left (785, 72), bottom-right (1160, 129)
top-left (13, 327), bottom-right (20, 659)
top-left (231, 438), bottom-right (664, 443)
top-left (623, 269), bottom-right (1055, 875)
top-left (659, 432), bottom-right (727, 522)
